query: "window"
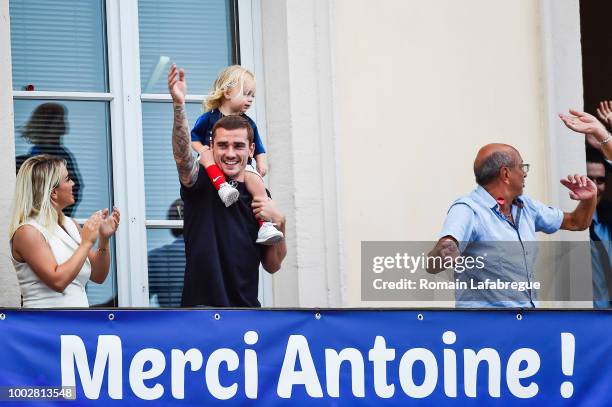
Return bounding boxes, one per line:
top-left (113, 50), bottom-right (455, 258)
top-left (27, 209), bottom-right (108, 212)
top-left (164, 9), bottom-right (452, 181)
top-left (10, 0), bottom-right (116, 306)
top-left (8, 0), bottom-right (261, 306)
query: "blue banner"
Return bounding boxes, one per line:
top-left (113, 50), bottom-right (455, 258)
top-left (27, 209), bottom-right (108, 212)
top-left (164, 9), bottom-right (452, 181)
top-left (0, 309), bottom-right (610, 406)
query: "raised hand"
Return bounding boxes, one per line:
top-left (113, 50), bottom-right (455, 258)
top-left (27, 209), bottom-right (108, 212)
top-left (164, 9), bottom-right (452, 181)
top-left (596, 101), bottom-right (612, 126)
top-left (167, 63), bottom-right (186, 105)
top-left (99, 207), bottom-right (120, 239)
top-left (170, 64), bottom-right (198, 188)
top-left (560, 174), bottom-right (597, 201)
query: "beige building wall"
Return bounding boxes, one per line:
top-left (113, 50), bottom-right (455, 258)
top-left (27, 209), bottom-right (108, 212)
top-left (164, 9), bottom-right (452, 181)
top-left (332, 0), bottom-right (587, 306)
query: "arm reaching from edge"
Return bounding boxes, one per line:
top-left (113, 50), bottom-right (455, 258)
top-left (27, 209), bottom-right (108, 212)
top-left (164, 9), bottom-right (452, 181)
top-left (559, 108), bottom-right (612, 161)
top-left (168, 64), bottom-right (198, 188)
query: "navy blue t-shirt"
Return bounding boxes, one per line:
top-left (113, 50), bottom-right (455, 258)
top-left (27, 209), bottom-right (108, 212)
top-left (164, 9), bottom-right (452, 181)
top-left (180, 165), bottom-right (264, 307)
top-left (191, 109), bottom-right (266, 156)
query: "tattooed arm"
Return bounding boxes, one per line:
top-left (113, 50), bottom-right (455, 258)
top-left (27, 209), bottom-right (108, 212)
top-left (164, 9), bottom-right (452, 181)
top-left (172, 104), bottom-right (198, 188)
top-left (168, 64), bottom-right (198, 188)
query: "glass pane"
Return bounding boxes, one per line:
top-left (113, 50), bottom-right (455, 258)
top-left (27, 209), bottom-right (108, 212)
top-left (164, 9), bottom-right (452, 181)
top-left (13, 100), bottom-right (116, 306)
top-left (147, 227), bottom-right (185, 308)
top-left (138, 0), bottom-right (234, 94)
top-left (9, 0), bottom-right (108, 92)
top-left (14, 100), bottom-right (113, 218)
top-left (142, 102), bottom-right (202, 219)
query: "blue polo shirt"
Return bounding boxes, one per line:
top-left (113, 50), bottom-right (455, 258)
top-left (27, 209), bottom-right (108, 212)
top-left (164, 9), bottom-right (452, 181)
top-left (191, 109), bottom-right (266, 156)
top-left (440, 185), bottom-right (563, 308)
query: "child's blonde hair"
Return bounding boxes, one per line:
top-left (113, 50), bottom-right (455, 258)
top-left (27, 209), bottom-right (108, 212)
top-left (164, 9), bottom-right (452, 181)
top-left (204, 65), bottom-right (255, 112)
top-left (9, 155), bottom-right (66, 239)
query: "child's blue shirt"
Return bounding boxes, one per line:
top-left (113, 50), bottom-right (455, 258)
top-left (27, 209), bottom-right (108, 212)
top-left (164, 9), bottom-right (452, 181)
top-left (191, 109), bottom-right (266, 156)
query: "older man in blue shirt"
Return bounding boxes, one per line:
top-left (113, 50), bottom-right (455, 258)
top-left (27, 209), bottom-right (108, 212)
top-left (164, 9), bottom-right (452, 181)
top-left (428, 143), bottom-right (598, 308)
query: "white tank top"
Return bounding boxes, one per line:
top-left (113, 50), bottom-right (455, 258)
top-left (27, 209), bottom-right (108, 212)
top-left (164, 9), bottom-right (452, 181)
top-left (11, 217), bottom-right (91, 308)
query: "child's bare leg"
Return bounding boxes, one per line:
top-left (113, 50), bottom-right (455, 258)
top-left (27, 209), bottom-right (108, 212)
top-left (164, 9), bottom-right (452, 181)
top-left (245, 171), bottom-right (268, 202)
top-left (246, 170), bottom-right (284, 245)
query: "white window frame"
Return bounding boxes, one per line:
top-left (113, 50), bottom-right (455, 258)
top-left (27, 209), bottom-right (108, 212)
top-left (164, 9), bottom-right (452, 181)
top-left (7, 0), bottom-right (270, 307)
top-left (106, 0), bottom-right (147, 307)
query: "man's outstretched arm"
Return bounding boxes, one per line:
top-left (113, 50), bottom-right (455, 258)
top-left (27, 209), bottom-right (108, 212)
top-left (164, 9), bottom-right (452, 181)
top-left (168, 64), bottom-right (198, 188)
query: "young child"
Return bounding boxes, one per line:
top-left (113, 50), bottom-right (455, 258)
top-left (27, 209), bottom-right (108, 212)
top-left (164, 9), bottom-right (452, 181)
top-left (191, 65), bottom-right (283, 245)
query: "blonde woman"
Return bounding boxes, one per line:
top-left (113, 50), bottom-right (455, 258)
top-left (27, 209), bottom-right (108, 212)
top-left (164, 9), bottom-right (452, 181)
top-left (9, 155), bottom-right (120, 307)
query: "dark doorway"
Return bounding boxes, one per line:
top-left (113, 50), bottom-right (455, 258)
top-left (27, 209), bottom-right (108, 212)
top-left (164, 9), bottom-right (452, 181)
top-left (580, 0), bottom-right (612, 202)
top-left (580, 0), bottom-right (612, 116)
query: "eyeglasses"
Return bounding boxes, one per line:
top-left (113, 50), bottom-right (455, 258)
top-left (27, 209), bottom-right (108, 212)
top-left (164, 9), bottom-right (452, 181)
top-left (518, 163), bottom-right (530, 173)
top-left (588, 176), bottom-right (606, 185)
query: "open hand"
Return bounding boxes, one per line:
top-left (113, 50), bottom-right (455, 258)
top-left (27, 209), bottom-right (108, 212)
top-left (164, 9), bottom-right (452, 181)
top-left (560, 174), bottom-right (597, 201)
top-left (99, 207), bottom-right (120, 239)
top-left (167, 64), bottom-right (187, 105)
top-left (559, 109), bottom-right (607, 140)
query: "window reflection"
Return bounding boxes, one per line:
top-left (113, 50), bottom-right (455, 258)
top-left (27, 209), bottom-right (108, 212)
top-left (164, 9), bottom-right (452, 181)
top-left (16, 103), bottom-right (83, 217)
top-left (14, 100), bottom-right (112, 219)
top-left (148, 199), bottom-right (185, 307)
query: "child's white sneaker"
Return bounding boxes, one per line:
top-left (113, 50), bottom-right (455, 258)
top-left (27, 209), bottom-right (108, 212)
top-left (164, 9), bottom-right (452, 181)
top-left (256, 222), bottom-right (284, 245)
top-left (218, 182), bottom-right (239, 207)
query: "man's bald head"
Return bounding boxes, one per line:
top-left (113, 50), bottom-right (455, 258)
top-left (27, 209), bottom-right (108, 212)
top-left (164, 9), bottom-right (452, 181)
top-left (473, 143), bottom-right (520, 186)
